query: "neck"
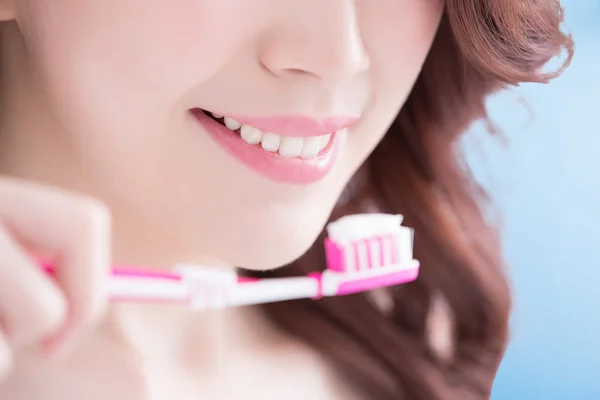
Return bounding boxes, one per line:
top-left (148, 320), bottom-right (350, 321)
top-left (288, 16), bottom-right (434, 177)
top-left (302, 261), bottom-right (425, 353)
top-left (103, 300), bottom-right (278, 368)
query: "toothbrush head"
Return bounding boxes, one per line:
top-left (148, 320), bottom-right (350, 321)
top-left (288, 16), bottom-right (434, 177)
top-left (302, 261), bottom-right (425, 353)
top-left (40, 213), bottom-right (416, 308)
top-left (321, 213), bottom-right (418, 297)
top-left (325, 213), bottom-right (414, 272)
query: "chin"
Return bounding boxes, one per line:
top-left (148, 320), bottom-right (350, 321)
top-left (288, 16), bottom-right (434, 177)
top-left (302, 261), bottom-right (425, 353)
top-left (231, 233), bottom-right (321, 271)
top-left (218, 220), bottom-right (328, 272)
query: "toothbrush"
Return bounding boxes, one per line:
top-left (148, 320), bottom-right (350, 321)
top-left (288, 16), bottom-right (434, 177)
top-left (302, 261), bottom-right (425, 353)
top-left (42, 213), bottom-right (419, 309)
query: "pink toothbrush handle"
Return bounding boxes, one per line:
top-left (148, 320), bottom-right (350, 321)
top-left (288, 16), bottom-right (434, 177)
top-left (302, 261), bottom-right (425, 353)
top-left (334, 267), bottom-right (419, 296)
top-left (40, 262), bottom-right (257, 305)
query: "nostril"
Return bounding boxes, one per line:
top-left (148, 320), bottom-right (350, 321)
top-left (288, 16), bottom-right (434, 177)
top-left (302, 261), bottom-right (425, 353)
top-left (284, 68), bottom-right (312, 76)
top-left (259, 55), bottom-right (319, 80)
top-left (260, 54), bottom-right (367, 84)
top-left (277, 67), bottom-right (321, 81)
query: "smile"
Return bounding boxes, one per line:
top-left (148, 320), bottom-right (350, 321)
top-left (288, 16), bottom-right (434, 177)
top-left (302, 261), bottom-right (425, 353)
top-left (190, 109), bottom-right (356, 184)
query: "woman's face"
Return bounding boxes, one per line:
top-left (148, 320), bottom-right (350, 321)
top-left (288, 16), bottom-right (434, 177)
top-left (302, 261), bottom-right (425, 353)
top-left (4, 0), bottom-right (443, 269)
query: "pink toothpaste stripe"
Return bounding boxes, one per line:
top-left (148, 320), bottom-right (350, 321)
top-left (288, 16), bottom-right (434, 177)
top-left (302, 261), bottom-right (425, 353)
top-left (325, 239), bottom-right (344, 272)
top-left (325, 234), bottom-right (400, 272)
top-left (353, 241), bottom-right (361, 271)
top-left (365, 239), bottom-right (373, 269)
top-left (376, 236), bottom-right (385, 267)
top-left (390, 234), bottom-right (398, 264)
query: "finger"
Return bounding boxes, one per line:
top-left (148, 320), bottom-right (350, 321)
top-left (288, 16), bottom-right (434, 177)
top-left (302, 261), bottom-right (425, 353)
top-left (0, 178), bottom-right (111, 346)
top-left (0, 226), bottom-right (67, 349)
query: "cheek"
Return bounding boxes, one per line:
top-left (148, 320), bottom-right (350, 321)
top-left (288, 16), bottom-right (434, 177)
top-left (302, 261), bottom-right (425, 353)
top-left (348, 0), bottom-right (443, 166)
top-left (368, 0), bottom-right (444, 100)
top-left (18, 0), bottom-right (257, 121)
top-left (16, 0), bottom-right (262, 179)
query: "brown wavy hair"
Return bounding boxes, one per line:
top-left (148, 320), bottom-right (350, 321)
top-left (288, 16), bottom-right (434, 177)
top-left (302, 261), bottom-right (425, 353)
top-left (247, 1), bottom-right (573, 399)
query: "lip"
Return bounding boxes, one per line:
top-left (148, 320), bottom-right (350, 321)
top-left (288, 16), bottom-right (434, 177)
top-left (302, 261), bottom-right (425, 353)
top-left (190, 109), bottom-right (345, 184)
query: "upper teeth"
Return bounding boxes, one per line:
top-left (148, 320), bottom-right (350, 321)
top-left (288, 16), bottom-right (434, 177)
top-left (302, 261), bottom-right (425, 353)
top-left (214, 112), bottom-right (332, 159)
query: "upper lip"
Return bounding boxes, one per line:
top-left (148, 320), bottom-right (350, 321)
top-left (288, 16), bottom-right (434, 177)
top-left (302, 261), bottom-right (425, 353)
top-left (218, 114), bottom-right (359, 137)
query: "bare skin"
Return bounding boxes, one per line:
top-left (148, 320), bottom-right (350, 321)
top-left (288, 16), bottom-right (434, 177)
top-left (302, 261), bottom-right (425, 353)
top-left (0, 180), bottom-right (362, 399)
top-left (0, 0), bottom-right (444, 398)
top-left (3, 304), bottom-right (360, 399)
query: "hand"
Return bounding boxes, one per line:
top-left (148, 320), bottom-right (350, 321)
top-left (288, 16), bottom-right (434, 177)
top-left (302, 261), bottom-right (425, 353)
top-left (0, 177), bottom-right (111, 380)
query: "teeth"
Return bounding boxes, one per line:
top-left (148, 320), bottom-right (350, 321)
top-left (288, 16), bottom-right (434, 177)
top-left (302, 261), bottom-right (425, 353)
top-left (301, 136), bottom-right (323, 159)
top-left (208, 111), bottom-right (335, 160)
top-left (224, 117), bottom-right (241, 131)
top-left (279, 137), bottom-right (304, 158)
top-left (261, 132), bottom-right (281, 152)
top-left (240, 124), bottom-right (263, 145)
top-left (257, 130), bottom-right (331, 158)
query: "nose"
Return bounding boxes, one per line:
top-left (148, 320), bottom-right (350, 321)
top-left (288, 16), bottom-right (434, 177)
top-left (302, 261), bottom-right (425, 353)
top-left (259, 0), bottom-right (370, 85)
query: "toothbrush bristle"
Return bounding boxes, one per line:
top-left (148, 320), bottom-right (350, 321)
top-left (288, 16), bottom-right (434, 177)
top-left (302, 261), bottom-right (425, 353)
top-left (324, 214), bottom-right (414, 273)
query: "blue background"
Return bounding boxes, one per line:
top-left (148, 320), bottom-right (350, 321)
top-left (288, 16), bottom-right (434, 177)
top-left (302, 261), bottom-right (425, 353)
top-left (464, 1), bottom-right (600, 398)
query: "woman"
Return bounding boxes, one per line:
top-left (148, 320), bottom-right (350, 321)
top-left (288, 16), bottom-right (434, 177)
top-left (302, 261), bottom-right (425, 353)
top-left (0, 0), bottom-right (572, 399)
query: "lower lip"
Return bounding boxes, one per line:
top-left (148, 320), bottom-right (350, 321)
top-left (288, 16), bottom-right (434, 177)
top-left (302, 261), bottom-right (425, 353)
top-left (190, 109), bottom-right (341, 184)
